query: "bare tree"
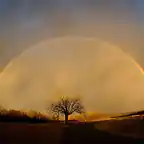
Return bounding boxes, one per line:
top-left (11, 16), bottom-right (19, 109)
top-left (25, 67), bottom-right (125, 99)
top-left (52, 112), bottom-right (59, 120)
top-left (51, 96), bottom-right (84, 124)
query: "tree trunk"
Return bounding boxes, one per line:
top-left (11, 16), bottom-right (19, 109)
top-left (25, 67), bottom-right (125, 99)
top-left (65, 114), bottom-right (69, 124)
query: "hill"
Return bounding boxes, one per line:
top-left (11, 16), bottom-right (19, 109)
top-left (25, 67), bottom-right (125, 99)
top-left (111, 110), bottom-right (144, 118)
top-left (95, 117), bottom-right (143, 139)
top-left (0, 122), bottom-right (143, 144)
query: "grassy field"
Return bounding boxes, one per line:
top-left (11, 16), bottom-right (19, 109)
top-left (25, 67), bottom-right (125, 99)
top-left (95, 118), bottom-right (144, 139)
top-left (0, 122), bottom-right (63, 144)
top-left (0, 119), bottom-right (143, 144)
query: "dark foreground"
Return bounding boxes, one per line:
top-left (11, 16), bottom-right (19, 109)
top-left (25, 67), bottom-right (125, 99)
top-left (61, 123), bottom-right (144, 144)
top-left (0, 123), bottom-right (143, 144)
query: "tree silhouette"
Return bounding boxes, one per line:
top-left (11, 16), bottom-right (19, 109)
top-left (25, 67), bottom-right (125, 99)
top-left (52, 112), bottom-right (59, 120)
top-left (51, 96), bottom-right (84, 124)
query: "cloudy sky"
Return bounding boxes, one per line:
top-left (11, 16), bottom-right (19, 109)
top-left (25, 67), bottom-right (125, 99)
top-left (0, 0), bottom-right (144, 69)
top-left (0, 0), bottom-right (144, 114)
top-left (0, 37), bottom-right (144, 113)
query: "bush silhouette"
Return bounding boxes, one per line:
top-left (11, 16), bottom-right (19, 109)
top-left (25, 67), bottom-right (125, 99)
top-left (0, 109), bottom-right (50, 123)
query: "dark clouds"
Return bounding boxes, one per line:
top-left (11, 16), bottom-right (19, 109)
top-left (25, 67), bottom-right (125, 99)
top-left (0, 0), bottom-right (144, 69)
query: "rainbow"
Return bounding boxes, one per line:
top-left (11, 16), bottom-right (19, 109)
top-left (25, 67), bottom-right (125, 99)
top-left (1, 36), bottom-right (143, 77)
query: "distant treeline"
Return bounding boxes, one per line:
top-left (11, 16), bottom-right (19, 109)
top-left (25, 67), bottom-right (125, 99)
top-left (0, 109), bottom-right (52, 123)
top-left (111, 110), bottom-right (144, 119)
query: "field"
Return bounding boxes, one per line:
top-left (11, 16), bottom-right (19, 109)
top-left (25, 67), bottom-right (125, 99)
top-left (0, 122), bottom-right (63, 144)
top-left (0, 119), bottom-right (143, 144)
top-left (95, 118), bottom-right (144, 139)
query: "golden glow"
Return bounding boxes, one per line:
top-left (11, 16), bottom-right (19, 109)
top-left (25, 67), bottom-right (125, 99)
top-left (0, 36), bottom-right (144, 114)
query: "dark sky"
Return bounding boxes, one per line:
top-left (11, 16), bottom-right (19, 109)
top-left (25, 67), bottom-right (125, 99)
top-left (0, 0), bottom-right (144, 69)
